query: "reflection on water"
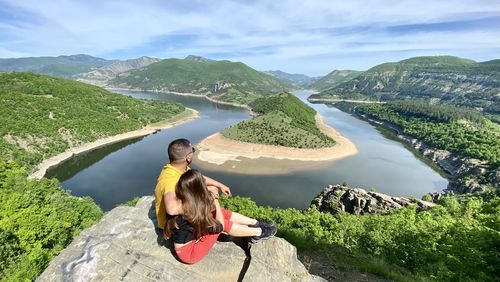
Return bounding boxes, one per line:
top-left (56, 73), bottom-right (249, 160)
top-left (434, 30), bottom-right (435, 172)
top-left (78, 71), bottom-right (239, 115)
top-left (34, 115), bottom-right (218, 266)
top-left (45, 137), bottom-right (143, 182)
top-left (48, 90), bottom-right (448, 211)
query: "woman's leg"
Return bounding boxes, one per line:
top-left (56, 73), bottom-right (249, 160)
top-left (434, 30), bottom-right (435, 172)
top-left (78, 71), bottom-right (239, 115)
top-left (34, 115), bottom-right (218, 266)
top-left (219, 208), bottom-right (261, 237)
top-left (227, 223), bottom-right (261, 237)
top-left (229, 211), bottom-right (258, 226)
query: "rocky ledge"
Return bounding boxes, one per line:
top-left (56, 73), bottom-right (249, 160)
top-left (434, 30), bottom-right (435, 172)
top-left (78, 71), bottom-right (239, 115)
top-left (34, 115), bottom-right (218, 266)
top-left (311, 185), bottom-right (435, 215)
top-left (37, 196), bottom-right (323, 282)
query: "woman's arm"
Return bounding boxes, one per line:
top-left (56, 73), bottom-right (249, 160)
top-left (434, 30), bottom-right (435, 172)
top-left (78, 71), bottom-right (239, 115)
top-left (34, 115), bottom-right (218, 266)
top-left (213, 198), bottom-right (224, 231)
top-left (164, 191), bottom-right (183, 215)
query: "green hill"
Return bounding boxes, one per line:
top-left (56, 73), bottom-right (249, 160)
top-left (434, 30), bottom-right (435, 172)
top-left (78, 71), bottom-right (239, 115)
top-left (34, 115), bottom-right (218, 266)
top-left (109, 57), bottom-right (293, 105)
top-left (222, 92), bottom-right (335, 148)
top-left (0, 72), bottom-right (186, 171)
top-left (310, 69), bottom-right (362, 90)
top-left (0, 54), bottom-right (114, 78)
top-left (310, 56), bottom-right (500, 115)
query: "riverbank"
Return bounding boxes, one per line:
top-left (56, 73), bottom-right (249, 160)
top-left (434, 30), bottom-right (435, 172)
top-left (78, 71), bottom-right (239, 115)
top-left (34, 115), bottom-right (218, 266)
top-left (194, 113), bottom-right (358, 174)
top-left (107, 87), bottom-right (252, 111)
top-left (341, 108), bottom-right (497, 194)
top-left (28, 108), bottom-right (199, 179)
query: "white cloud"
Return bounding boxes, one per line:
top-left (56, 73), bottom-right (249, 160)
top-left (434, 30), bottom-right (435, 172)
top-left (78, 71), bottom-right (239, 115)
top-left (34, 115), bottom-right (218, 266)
top-left (0, 0), bottom-right (499, 75)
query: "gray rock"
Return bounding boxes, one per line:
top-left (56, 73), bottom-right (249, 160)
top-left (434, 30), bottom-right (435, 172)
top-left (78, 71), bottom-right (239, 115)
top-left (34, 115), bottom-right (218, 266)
top-left (37, 196), bottom-right (324, 282)
top-left (311, 185), bottom-right (435, 215)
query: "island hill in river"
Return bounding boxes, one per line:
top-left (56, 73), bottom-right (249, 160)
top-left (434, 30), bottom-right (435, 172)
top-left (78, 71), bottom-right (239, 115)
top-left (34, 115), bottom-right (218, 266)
top-left (195, 92), bottom-right (358, 172)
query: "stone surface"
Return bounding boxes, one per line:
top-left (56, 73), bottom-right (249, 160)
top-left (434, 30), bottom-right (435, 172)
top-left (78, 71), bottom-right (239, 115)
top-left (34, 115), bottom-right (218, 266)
top-left (311, 185), bottom-right (435, 215)
top-left (37, 196), bottom-right (324, 282)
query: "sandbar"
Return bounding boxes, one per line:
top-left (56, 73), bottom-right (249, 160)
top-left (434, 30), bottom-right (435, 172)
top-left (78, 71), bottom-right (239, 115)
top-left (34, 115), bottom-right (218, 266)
top-left (195, 113), bottom-right (358, 174)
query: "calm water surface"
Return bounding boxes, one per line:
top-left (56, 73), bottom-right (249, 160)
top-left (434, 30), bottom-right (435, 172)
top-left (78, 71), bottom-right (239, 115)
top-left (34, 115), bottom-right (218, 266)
top-left (47, 91), bottom-right (448, 210)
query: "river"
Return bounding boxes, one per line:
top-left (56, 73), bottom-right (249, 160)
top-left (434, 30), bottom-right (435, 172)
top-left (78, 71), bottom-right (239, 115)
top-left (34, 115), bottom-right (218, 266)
top-left (46, 90), bottom-right (448, 211)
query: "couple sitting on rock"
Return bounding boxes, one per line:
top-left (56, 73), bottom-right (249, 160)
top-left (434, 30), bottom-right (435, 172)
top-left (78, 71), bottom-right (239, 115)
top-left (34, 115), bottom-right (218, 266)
top-left (154, 138), bottom-right (277, 264)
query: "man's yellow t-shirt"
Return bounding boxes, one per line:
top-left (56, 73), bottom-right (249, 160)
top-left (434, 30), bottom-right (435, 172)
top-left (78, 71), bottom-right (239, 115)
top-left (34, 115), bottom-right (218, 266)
top-left (154, 164), bottom-right (189, 229)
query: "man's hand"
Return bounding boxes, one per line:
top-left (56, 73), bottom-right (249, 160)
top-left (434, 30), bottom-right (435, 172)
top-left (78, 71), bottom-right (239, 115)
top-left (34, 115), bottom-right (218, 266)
top-left (218, 184), bottom-right (231, 196)
top-left (204, 175), bottom-right (232, 196)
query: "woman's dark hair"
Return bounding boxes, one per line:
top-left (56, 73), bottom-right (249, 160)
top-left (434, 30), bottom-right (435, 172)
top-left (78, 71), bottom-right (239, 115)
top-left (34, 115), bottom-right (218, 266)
top-left (164, 170), bottom-right (219, 239)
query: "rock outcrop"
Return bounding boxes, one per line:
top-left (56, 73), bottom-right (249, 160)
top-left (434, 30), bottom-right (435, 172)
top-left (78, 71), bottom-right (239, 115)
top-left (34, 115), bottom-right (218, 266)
top-left (76, 56), bottom-right (161, 86)
top-left (311, 185), bottom-right (435, 215)
top-left (37, 196), bottom-right (323, 282)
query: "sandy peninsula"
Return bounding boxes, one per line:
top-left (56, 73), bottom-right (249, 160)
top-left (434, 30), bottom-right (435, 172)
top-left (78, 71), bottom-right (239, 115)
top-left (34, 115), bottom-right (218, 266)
top-left (28, 108), bottom-right (199, 179)
top-left (195, 113), bottom-right (358, 173)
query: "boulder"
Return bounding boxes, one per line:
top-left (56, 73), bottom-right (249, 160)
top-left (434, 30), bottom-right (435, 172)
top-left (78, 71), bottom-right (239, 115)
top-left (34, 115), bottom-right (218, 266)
top-left (37, 196), bottom-right (323, 282)
top-left (311, 185), bottom-right (435, 215)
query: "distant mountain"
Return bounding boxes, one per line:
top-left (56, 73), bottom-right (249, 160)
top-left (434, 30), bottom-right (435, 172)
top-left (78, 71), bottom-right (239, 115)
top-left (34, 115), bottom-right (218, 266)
top-left (76, 56), bottom-right (161, 86)
top-left (0, 54), bottom-right (113, 78)
top-left (310, 70), bottom-right (362, 90)
top-left (310, 56), bottom-right (500, 115)
top-left (184, 55), bottom-right (215, 63)
top-left (264, 70), bottom-right (316, 88)
top-left (110, 57), bottom-right (293, 105)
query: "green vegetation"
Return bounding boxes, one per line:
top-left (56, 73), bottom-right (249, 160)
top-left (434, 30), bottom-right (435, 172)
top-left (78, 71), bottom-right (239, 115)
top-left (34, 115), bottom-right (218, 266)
top-left (0, 72), bottom-right (191, 280)
top-left (220, 191), bottom-right (500, 281)
top-left (351, 101), bottom-right (499, 166)
top-left (311, 56), bottom-right (500, 117)
top-left (0, 159), bottom-right (103, 281)
top-left (110, 57), bottom-right (292, 105)
top-left (310, 70), bottom-right (362, 90)
top-left (222, 93), bottom-right (335, 148)
top-left (0, 72), bottom-right (185, 171)
top-left (0, 54), bottom-right (112, 78)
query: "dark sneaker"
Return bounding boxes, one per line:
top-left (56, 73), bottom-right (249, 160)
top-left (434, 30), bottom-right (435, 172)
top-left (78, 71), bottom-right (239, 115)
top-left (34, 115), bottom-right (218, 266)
top-left (249, 219), bottom-right (275, 228)
top-left (250, 225), bottom-right (277, 244)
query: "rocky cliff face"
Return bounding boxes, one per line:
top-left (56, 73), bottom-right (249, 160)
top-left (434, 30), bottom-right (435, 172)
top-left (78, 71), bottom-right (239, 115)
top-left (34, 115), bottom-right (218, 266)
top-left (76, 56), bottom-right (161, 86)
top-left (360, 114), bottom-right (498, 194)
top-left (311, 185), bottom-right (435, 215)
top-left (37, 196), bottom-right (323, 282)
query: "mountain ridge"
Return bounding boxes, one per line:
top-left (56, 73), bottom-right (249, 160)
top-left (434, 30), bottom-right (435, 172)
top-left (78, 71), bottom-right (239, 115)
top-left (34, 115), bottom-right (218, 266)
top-left (310, 55), bottom-right (500, 115)
top-left (109, 57), bottom-right (293, 105)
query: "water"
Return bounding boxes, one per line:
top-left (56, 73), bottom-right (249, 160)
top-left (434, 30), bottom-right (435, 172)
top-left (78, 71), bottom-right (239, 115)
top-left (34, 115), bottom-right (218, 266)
top-left (46, 90), bottom-right (448, 211)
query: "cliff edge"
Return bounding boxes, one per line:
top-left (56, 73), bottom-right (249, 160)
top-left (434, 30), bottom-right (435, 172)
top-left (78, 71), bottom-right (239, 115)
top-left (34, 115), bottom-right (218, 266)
top-left (37, 196), bottom-right (323, 282)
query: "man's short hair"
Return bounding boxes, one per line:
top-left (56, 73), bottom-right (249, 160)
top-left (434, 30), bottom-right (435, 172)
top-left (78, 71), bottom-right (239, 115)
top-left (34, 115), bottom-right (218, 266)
top-left (168, 138), bottom-right (192, 163)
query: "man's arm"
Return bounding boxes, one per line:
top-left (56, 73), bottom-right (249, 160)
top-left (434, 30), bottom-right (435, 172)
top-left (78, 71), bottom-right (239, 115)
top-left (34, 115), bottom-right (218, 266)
top-left (204, 175), bottom-right (231, 195)
top-left (164, 191), bottom-right (183, 215)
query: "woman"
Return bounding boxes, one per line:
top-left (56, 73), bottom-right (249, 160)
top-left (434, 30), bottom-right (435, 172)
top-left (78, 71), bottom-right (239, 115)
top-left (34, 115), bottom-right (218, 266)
top-left (164, 169), bottom-right (276, 264)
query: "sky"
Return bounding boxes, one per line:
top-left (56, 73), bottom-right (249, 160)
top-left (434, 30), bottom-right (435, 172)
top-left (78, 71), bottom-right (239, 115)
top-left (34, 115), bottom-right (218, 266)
top-left (0, 0), bottom-right (499, 76)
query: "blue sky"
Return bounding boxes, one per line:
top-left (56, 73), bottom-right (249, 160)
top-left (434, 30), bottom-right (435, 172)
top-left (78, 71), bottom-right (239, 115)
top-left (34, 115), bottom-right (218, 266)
top-left (0, 0), bottom-right (499, 76)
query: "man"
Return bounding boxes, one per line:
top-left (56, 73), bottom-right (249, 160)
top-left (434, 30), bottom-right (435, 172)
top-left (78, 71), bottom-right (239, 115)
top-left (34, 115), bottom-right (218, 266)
top-left (154, 138), bottom-right (231, 230)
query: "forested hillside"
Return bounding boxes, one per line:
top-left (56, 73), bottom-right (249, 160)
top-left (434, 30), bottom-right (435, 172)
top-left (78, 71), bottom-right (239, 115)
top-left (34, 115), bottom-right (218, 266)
top-left (0, 54), bottom-right (112, 78)
top-left (310, 56), bottom-right (500, 116)
top-left (110, 57), bottom-right (293, 105)
top-left (222, 92), bottom-right (335, 148)
top-left (0, 72), bottom-right (185, 172)
top-left (339, 101), bottom-right (499, 194)
top-left (310, 69), bottom-right (362, 90)
top-left (0, 73), bottom-right (191, 281)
